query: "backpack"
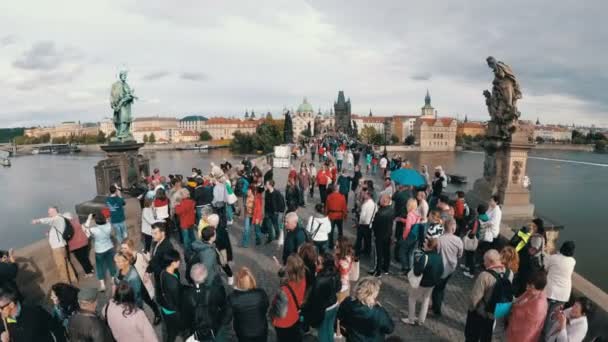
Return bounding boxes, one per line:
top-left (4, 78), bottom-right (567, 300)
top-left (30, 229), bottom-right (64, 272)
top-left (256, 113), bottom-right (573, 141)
top-left (234, 178), bottom-right (245, 197)
top-left (60, 216), bottom-right (75, 242)
top-left (485, 269), bottom-right (514, 319)
top-left (191, 287), bottom-right (215, 341)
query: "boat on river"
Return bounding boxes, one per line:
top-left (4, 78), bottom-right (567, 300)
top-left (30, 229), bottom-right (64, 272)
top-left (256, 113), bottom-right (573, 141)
top-left (32, 144), bottom-right (81, 155)
top-left (175, 144), bottom-right (209, 151)
top-left (447, 173), bottom-right (467, 184)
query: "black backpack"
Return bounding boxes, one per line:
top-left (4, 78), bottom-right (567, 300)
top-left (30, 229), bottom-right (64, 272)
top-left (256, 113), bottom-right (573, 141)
top-left (60, 216), bottom-right (75, 242)
top-left (234, 178), bottom-right (244, 197)
top-left (485, 269), bottom-right (514, 319)
top-left (191, 287), bottom-right (215, 341)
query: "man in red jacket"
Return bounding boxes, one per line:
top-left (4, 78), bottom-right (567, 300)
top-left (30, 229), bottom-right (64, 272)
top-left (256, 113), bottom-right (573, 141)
top-left (316, 165), bottom-right (331, 205)
top-left (325, 185), bottom-right (347, 249)
top-left (174, 189), bottom-right (196, 252)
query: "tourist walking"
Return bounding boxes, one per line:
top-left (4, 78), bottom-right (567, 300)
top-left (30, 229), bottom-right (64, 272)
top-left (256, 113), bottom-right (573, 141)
top-left (141, 199), bottom-right (156, 253)
top-left (146, 222), bottom-right (176, 294)
top-left (62, 212), bottom-right (94, 278)
top-left (337, 277), bottom-right (394, 341)
top-left (264, 180), bottom-right (285, 242)
top-left (282, 212), bottom-right (307, 264)
top-left (32, 206), bottom-right (78, 284)
top-left (398, 199), bottom-right (421, 273)
top-left (370, 194), bottom-right (394, 277)
top-left (309, 162), bottom-right (317, 199)
top-left (285, 177), bottom-right (303, 213)
top-left (174, 188), bottom-right (197, 252)
top-left (191, 223), bottom-right (227, 285)
top-left (403, 238), bottom-right (444, 326)
top-left (113, 252), bottom-right (144, 308)
top-left (325, 185), bottom-right (347, 249)
top-left (227, 267), bottom-right (270, 342)
top-left (298, 163), bottom-right (310, 205)
top-left (355, 189), bottom-right (376, 258)
top-left (543, 241), bottom-right (577, 338)
top-left (432, 218), bottom-right (463, 316)
top-left (303, 253), bottom-right (341, 342)
top-left (83, 213), bottom-right (116, 292)
top-left (106, 184), bottom-right (128, 243)
top-left (505, 271), bottom-right (548, 342)
top-left (316, 164), bottom-right (331, 205)
top-left (181, 263), bottom-right (230, 341)
top-left (306, 203), bottom-right (332, 254)
top-left (158, 250), bottom-right (183, 342)
top-left (464, 249), bottom-right (513, 342)
top-left (104, 281), bottom-right (158, 342)
top-left (270, 255), bottom-right (307, 342)
top-left (337, 169), bottom-right (352, 203)
top-left (120, 238), bottom-right (161, 325)
top-left (67, 287), bottom-right (114, 342)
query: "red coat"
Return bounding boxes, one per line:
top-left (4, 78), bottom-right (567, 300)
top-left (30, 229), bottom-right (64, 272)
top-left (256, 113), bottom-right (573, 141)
top-left (67, 217), bottom-right (89, 252)
top-left (325, 192), bottom-right (347, 220)
top-left (316, 170), bottom-right (330, 185)
top-left (330, 167), bottom-right (337, 182)
top-left (175, 198), bottom-right (196, 229)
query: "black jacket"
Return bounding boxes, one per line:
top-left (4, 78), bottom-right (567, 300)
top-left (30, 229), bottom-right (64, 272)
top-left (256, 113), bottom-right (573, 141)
top-left (391, 190), bottom-right (410, 218)
top-left (0, 304), bottom-right (67, 342)
top-left (337, 298), bottom-right (394, 342)
top-left (264, 189), bottom-right (285, 214)
top-left (303, 273), bottom-right (341, 327)
top-left (372, 205), bottom-right (394, 240)
top-left (181, 283), bottom-right (229, 335)
top-left (227, 289), bottom-right (269, 339)
top-left (158, 270), bottom-right (181, 313)
top-left (413, 250), bottom-right (444, 288)
top-left (282, 227), bottom-right (307, 264)
top-left (146, 238), bottom-right (175, 275)
top-left (285, 185), bottom-right (302, 212)
top-left (68, 310), bottom-right (113, 342)
top-left (351, 171), bottom-right (362, 191)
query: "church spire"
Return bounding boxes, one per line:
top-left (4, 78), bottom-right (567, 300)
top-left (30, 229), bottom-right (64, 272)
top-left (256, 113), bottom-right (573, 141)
top-left (425, 89), bottom-right (431, 106)
top-left (464, 114), bottom-right (468, 123)
top-left (369, 109), bottom-right (373, 117)
top-left (244, 109), bottom-right (249, 119)
top-left (536, 117), bottom-right (541, 125)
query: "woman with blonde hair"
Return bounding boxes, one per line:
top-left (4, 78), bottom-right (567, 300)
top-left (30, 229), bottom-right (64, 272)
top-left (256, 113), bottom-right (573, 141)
top-left (337, 277), bottom-right (394, 341)
top-left (270, 255), bottom-right (307, 341)
top-left (227, 267), bottom-right (269, 342)
top-left (501, 245), bottom-right (520, 274)
top-left (398, 198), bottom-right (421, 274)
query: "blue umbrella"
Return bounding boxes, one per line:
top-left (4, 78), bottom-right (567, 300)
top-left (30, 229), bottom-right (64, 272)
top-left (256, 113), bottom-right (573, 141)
top-left (390, 168), bottom-right (426, 186)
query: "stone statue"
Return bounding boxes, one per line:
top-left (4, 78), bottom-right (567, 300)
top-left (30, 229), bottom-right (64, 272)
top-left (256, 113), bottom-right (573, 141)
top-left (110, 70), bottom-right (137, 142)
top-left (283, 110), bottom-right (294, 144)
top-left (483, 56), bottom-right (522, 140)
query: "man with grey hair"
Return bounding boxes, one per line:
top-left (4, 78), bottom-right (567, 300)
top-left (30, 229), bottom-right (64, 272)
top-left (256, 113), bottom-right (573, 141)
top-left (431, 218), bottom-right (463, 316)
top-left (464, 249), bottom-right (511, 341)
top-left (182, 263), bottom-right (230, 341)
top-left (281, 212), bottom-right (307, 264)
top-left (32, 206), bottom-right (77, 284)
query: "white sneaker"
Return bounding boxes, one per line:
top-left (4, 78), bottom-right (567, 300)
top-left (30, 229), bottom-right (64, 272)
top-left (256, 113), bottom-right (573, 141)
top-left (401, 318), bottom-right (417, 325)
top-left (463, 271), bottom-right (474, 279)
top-left (228, 277), bottom-right (234, 286)
top-left (227, 220), bottom-right (234, 225)
top-left (99, 281), bottom-right (106, 292)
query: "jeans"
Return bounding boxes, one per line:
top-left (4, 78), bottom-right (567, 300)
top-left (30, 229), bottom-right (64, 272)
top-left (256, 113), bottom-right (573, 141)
top-left (319, 185), bottom-right (327, 205)
top-left (226, 204), bottom-right (234, 222)
top-left (337, 160), bottom-right (343, 171)
top-left (329, 219), bottom-right (343, 250)
top-left (314, 240), bottom-right (329, 255)
top-left (253, 224), bottom-right (263, 244)
top-left (112, 221), bottom-right (128, 244)
top-left (374, 235), bottom-right (391, 273)
top-left (371, 164), bottom-right (378, 175)
top-left (543, 299), bottom-right (566, 339)
top-left (95, 248), bottom-right (117, 281)
top-left (267, 213), bottom-right (281, 241)
top-left (196, 206), bottom-right (203, 225)
top-left (431, 275), bottom-right (452, 315)
top-left (318, 306), bottom-right (338, 342)
top-left (398, 238), bottom-right (417, 271)
top-left (355, 224), bottom-right (372, 257)
top-left (242, 217), bottom-right (252, 247)
top-left (408, 286), bottom-right (434, 324)
top-left (464, 310), bottom-right (494, 342)
top-left (180, 227), bottom-right (196, 252)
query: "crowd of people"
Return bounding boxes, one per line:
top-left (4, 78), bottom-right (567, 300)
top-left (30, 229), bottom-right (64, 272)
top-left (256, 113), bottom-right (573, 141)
top-left (0, 134), bottom-right (595, 342)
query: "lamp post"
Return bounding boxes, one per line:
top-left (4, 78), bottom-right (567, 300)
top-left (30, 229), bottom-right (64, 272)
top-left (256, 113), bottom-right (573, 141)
top-left (383, 118), bottom-right (389, 155)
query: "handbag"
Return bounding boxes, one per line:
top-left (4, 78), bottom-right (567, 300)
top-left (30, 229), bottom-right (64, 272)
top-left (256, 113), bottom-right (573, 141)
top-left (407, 254), bottom-right (427, 289)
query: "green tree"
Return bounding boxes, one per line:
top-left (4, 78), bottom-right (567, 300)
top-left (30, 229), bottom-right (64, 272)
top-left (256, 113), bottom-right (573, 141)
top-left (371, 133), bottom-right (384, 145)
top-left (359, 126), bottom-right (377, 144)
top-left (143, 134), bottom-right (149, 143)
top-left (230, 131), bottom-right (255, 153)
top-left (149, 133), bottom-right (156, 143)
top-left (404, 135), bottom-right (416, 146)
top-left (253, 122), bottom-right (282, 153)
top-left (96, 131), bottom-right (106, 143)
top-left (390, 134), bottom-right (399, 144)
top-left (199, 130), bottom-right (212, 141)
top-left (456, 135), bottom-right (464, 145)
top-left (595, 140), bottom-right (606, 153)
top-left (535, 136), bottom-right (545, 144)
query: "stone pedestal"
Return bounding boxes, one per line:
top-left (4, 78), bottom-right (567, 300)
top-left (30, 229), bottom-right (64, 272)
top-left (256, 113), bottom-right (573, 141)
top-left (76, 141), bottom-right (149, 221)
top-left (468, 124), bottom-right (535, 220)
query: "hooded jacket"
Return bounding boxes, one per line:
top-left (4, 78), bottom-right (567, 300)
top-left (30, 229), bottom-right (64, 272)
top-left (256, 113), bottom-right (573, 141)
top-left (337, 297), bottom-right (394, 342)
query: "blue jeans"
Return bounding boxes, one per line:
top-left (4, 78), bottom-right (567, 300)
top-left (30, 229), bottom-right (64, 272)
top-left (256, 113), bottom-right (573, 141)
top-left (318, 306), bottom-right (338, 342)
top-left (95, 248), bottom-right (117, 280)
top-left (226, 204), bottom-right (234, 222)
top-left (181, 227), bottom-right (195, 252)
top-left (314, 240), bottom-right (329, 255)
top-left (372, 164), bottom-right (378, 175)
top-left (399, 238), bottom-right (417, 271)
top-left (254, 224), bottom-right (263, 244)
top-left (196, 206), bottom-right (203, 225)
top-left (267, 213), bottom-right (280, 241)
top-left (112, 221), bottom-right (127, 244)
top-left (242, 217), bottom-right (251, 247)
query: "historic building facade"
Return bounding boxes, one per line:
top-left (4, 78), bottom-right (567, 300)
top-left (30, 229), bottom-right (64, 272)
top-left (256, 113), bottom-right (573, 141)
top-left (457, 121), bottom-right (487, 137)
top-left (25, 121), bottom-right (100, 139)
top-left (179, 115), bottom-right (209, 131)
top-left (334, 90), bottom-right (352, 134)
top-left (292, 97), bottom-right (316, 139)
top-left (413, 91), bottom-right (457, 151)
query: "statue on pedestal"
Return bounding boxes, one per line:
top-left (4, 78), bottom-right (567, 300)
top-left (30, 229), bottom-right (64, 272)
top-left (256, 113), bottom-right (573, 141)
top-left (483, 56), bottom-right (522, 141)
top-left (110, 70), bottom-right (137, 143)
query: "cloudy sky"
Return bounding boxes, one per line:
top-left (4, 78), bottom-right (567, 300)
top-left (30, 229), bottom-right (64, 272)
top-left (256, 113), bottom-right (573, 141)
top-left (1, 0), bottom-right (607, 128)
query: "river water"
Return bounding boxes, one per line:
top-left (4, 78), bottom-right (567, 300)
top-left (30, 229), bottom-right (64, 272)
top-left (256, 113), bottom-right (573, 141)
top-left (1, 149), bottom-right (607, 291)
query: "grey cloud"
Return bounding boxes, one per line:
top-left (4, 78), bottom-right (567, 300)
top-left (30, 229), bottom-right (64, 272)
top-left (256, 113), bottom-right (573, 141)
top-left (142, 71), bottom-right (170, 80)
top-left (180, 72), bottom-right (208, 81)
top-left (410, 72), bottom-right (432, 81)
top-left (15, 66), bottom-right (83, 91)
top-left (13, 41), bottom-right (82, 71)
top-left (0, 35), bottom-right (16, 46)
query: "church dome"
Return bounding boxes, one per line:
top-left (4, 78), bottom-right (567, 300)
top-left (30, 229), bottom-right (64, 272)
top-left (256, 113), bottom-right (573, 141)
top-left (297, 97), bottom-right (314, 113)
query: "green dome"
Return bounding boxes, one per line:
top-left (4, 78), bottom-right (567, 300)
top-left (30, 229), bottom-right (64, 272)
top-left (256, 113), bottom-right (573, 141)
top-left (297, 97), bottom-right (314, 113)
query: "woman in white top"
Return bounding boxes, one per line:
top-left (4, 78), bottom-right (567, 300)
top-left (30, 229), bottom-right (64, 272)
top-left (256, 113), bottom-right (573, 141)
top-left (544, 241), bottom-right (577, 338)
top-left (307, 203), bottom-right (332, 254)
top-left (83, 213), bottom-right (116, 292)
top-left (546, 296), bottom-right (590, 342)
top-left (415, 190), bottom-right (429, 223)
top-left (140, 199), bottom-right (156, 254)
